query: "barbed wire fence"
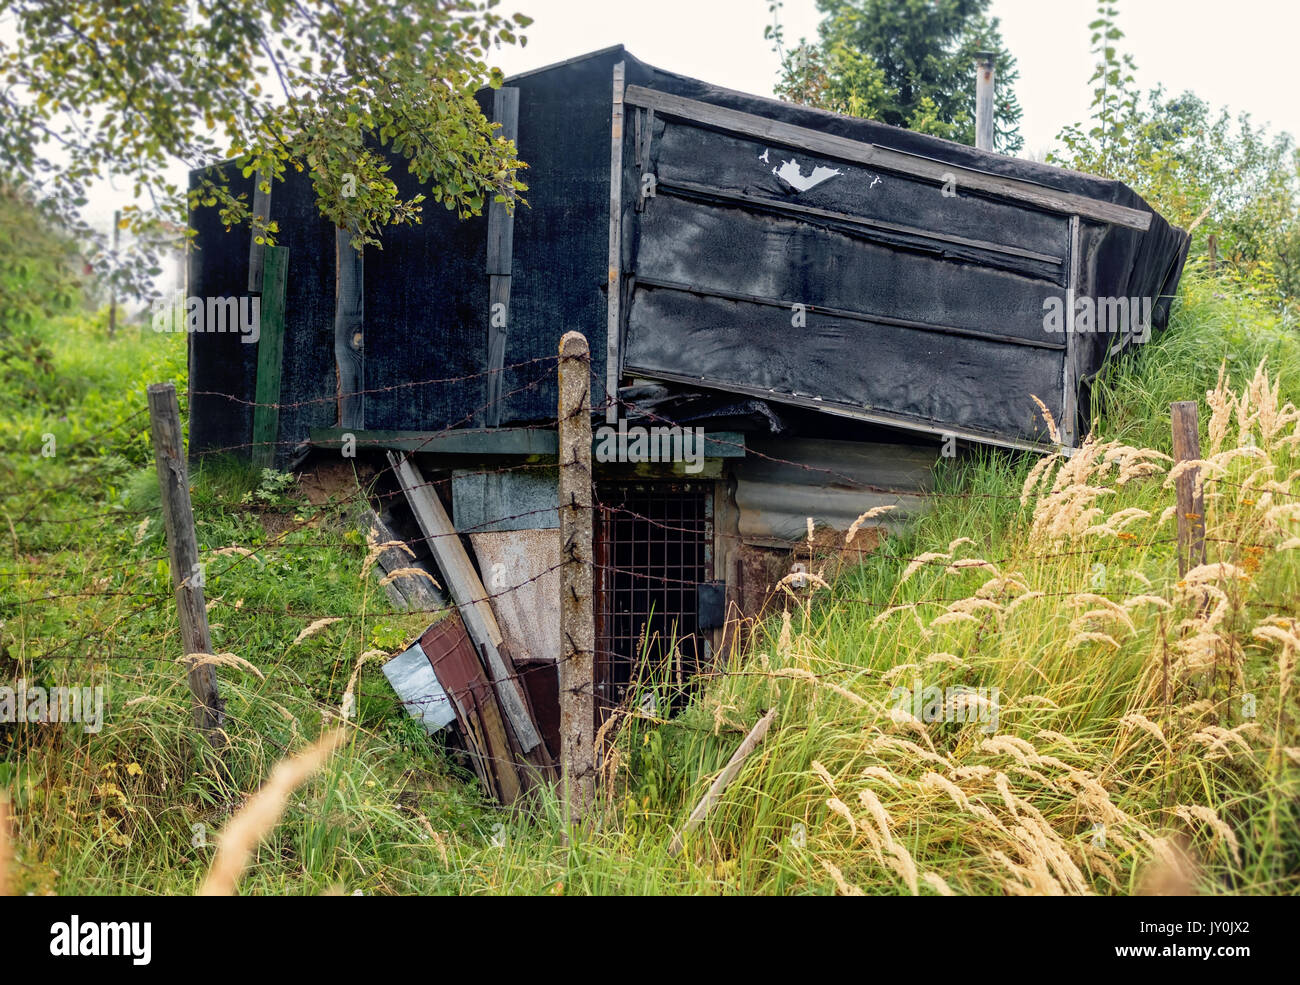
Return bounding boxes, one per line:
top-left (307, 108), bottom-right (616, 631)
top-left (3, 334), bottom-right (1294, 820)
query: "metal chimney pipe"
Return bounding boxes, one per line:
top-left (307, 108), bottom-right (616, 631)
top-left (974, 51), bottom-right (995, 152)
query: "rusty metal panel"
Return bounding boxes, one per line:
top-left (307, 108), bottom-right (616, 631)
top-left (418, 614), bottom-right (520, 802)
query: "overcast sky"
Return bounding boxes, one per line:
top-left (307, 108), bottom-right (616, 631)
top-left (489, 0), bottom-right (1298, 160)
top-left (67, 0), bottom-right (1300, 243)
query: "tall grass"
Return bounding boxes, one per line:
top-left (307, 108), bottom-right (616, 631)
top-left (2, 272), bottom-right (1298, 895)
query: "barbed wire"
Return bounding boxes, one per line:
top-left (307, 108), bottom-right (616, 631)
top-left (188, 355), bottom-right (560, 412)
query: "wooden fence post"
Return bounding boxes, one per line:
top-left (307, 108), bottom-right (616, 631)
top-left (147, 383), bottom-right (225, 742)
top-left (558, 331), bottom-right (595, 822)
top-left (1171, 400), bottom-right (1206, 576)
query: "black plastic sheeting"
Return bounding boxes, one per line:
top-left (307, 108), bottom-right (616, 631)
top-left (187, 45), bottom-right (1188, 459)
top-left (620, 60), bottom-right (1189, 446)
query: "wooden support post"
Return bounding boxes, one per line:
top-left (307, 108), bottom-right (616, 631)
top-left (1171, 400), bottom-right (1206, 576)
top-left (974, 52), bottom-right (995, 152)
top-left (1207, 233), bottom-right (1218, 275)
top-left (247, 172), bottom-right (272, 293)
top-left (605, 61), bottom-right (626, 424)
top-left (147, 383), bottom-right (225, 741)
top-left (558, 331), bottom-right (595, 821)
top-left (251, 245), bottom-right (288, 469)
top-left (484, 87), bottom-right (519, 428)
top-left (334, 227), bottom-right (364, 430)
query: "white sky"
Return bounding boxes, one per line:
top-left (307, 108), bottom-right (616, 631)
top-left (69, 0), bottom-right (1300, 246)
top-left (490, 0), bottom-right (1299, 160)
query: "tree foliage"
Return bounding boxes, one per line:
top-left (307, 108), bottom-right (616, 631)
top-left (1052, 2), bottom-right (1300, 306)
top-left (766, 0), bottom-right (1023, 153)
top-left (0, 0), bottom-right (532, 302)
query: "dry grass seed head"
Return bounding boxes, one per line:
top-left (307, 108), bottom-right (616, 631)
top-left (200, 729), bottom-right (347, 895)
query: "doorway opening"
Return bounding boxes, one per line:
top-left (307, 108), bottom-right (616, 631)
top-left (593, 481), bottom-right (713, 718)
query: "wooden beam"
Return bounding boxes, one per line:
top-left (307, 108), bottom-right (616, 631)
top-left (1171, 401), bottom-right (1206, 576)
top-left (669, 707), bottom-right (776, 856)
top-left (625, 366), bottom-right (1054, 454)
top-left (251, 245), bottom-right (288, 469)
top-left (362, 507), bottom-right (443, 611)
top-left (605, 61), bottom-right (626, 424)
top-left (485, 86), bottom-right (520, 428)
top-left (623, 85), bottom-right (1152, 231)
top-left (312, 425), bottom-right (558, 456)
top-left (387, 451), bottom-right (542, 752)
top-left (484, 274), bottom-right (511, 427)
top-left (310, 426), bottom-right (747, 458)
top-left (334, 227), bottom-right (364, 430)
top-left (486, 88), bottom-right (520, 277)
top-left (974, 52), bottom-right (995, 152)
top-left (1060, 216), bottom-right (1081, 448)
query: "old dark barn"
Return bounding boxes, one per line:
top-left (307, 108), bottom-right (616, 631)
top-left (185, 45), bottom-right (1189, 799)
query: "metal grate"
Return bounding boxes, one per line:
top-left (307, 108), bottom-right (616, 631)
top-left (594, 482), bottom-right (712, 715)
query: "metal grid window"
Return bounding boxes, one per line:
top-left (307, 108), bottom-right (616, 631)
top-left (594, 482), bottom-right (713, 714)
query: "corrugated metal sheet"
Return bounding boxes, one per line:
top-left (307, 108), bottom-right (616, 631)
top-left (382, 641), bottom-right (456, 732)
top-left (734, 437), bottom-right (934, 547)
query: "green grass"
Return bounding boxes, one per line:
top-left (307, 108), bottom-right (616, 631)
top-left (2, 271), bottom-right (1299, 895)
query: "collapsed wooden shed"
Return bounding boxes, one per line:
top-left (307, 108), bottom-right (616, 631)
top-left (185, 45), bottom-right (1189, 784)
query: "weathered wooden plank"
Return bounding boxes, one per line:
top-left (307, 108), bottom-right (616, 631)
top-left (623, 85), bottom-right (1152, 231)
top-left (310, 427), bottom-right (747, 458)
top-left (483, 90), bottom-right (517, 431)
top-left (1171, 401), bottom-right (1206, 576)
top-left (486, 88), bottom-right (520, 277)
top-left (251, 245), bottom-right (288, 469)
top-left (974, 53), bottom-right (995, 152)
top-left (311, 426), bottom-right (559, 456)
top-left (668, 707), bottom-right (777, 856)
top-left (484, 274), bottom-right (511, 427)
top-left (484, 87), bottom-right (520, 430)
top-left (605, 61), bottom-right (626, 424)
top-left (246, 172), bottom-right (272, 293)
top-left (1060, 215), bottom-right (1082, 448)
top-left (633, 367), bottom-right (1054, 454)
top-left (388, 452), bottom-right (542, 752)
top-left (362, 507), bottom-right (443, 611)
top-left (334, 227), bottom-right (364, 429)
top-left (632, 276), bottom-right (1066, 351)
